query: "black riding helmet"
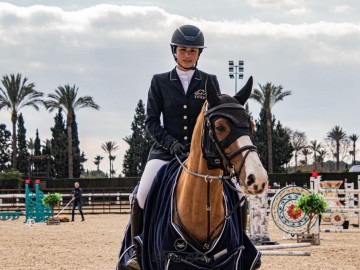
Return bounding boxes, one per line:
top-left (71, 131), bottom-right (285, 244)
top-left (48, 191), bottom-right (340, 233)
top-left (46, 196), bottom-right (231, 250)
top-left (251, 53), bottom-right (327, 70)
top-left (170, 25), bottom-right (205, 70)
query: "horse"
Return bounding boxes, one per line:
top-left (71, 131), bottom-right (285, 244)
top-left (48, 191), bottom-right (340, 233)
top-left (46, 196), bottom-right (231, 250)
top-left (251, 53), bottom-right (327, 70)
top-left (118, 76), bottom-right (268, 270)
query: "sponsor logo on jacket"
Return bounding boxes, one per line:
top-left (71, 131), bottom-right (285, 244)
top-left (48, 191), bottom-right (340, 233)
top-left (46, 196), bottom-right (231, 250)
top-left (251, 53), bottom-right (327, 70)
top-left (194, 89), bottom-right (206, 99)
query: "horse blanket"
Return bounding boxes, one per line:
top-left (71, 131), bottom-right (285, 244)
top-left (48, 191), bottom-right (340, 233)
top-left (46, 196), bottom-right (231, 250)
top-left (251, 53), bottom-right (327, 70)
top-left (117, 158), bottom-right (260, 270)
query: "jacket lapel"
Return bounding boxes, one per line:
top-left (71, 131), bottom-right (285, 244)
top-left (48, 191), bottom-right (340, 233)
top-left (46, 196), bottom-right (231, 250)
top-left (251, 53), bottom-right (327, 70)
top-left (169, 68), bottom-right (186, 95)
top-left (186, 69), bottom-right (203, 96)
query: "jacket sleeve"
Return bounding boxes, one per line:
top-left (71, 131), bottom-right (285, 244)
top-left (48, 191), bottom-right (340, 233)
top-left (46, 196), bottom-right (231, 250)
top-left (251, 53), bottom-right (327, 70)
top-left (145, 76), bottom-right (177, 151)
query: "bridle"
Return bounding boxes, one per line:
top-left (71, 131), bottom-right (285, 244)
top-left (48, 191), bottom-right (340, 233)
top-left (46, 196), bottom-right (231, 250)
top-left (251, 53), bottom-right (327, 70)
top-left (176, 102), bottom-right (258, 185)
top-left (174, 101), bottom-right (258, 250)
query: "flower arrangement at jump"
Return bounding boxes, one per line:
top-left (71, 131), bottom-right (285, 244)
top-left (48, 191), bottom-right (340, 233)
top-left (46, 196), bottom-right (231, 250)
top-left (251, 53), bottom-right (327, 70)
top-left (295, 192), bottom-right (328, 245)
top-left (42, 193), bottom-right (62, 225)
top-left (295, 192), bottom-right (328, 234)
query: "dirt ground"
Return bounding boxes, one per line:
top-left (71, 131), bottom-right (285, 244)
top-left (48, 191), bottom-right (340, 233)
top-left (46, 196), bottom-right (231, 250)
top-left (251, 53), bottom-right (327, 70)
top-left (1, 214), bottom-right (359, 270)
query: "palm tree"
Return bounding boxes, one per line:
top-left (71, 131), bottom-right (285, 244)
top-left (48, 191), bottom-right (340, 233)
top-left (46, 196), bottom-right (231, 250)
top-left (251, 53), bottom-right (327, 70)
top-left (101, 141), bottom-right (119, 178)
top-left (250, 82), bottom-right (291, 173)
top-left (327, 126), bottom-right (347, 171)
top-left (349, 134), bottom-right (359, 165)
top-left (0, 74), bottom-right (44, 168)
top-left (93, 155), bottom-right (104, 172)
top-left (27, 138), bottom-right (35, 155)
top-left (301, 147), bottom-right (311, 166)
top-left (44, 84), bottom-right (99, 178)
top-left (317, 149), bottom-right (327, 169)
top-left (309, 140), bottom-right (322, 170)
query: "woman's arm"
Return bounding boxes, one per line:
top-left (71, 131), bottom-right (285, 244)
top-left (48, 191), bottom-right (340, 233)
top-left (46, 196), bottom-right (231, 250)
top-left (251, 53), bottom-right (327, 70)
top-left (145, 76), bottom-right (177, 151)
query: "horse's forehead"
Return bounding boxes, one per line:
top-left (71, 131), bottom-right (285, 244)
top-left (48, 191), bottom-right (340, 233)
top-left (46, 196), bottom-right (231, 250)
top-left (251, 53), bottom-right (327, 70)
top-left (218, 94), bottom-right (238, 104)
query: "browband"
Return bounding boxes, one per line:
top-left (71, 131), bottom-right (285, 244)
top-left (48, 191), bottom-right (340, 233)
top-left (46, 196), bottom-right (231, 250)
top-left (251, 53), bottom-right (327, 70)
top-left (204, 103), bottom-right (244, 117)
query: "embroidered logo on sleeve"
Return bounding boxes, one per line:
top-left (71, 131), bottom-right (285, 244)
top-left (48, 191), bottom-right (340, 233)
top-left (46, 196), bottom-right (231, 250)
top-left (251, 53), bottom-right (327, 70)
top-left (194, 89), bottom-right (206, 99)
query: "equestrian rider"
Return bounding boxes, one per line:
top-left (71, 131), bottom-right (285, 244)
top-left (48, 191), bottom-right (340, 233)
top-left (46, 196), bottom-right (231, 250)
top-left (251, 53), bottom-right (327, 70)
top-left (126, 25), bottom-right (221, 269)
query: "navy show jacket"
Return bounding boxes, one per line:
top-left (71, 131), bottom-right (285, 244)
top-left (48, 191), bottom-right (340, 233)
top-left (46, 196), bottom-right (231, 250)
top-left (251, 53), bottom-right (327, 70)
top-left (146, 67), bottom-right (220, 161)
top-left (72, 188), bottom-right (83, 203)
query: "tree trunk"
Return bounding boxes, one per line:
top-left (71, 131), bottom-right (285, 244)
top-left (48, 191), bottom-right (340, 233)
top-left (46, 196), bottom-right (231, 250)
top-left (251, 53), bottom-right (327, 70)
top-left (307, 212), bottom-right (313, 234)
top-left (11, 111), bottom-right (18, 169)
top-left (353, 142), bottom-right (356, 165)
top-left (336, 142), bottom-right (340, 171)
top-left (295, 152), bottom-right (298, 171)
top-left (67, 113), bottom-right (73, 178)
top-left (266, 109), bottom-right (273, 173)
top-left (109, 155), bottom-right (112, 178)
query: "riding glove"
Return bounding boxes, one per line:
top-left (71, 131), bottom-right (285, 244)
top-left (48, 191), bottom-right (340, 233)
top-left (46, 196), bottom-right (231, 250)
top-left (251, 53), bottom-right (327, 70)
top-left (169, 142), bottom-right (186, 156)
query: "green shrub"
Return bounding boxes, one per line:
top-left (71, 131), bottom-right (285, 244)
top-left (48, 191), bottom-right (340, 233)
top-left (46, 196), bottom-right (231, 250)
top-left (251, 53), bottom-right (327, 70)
top-left (295, 192), bottom-right (328, 234)
top-left (42, 193), bottom-right (62, 217)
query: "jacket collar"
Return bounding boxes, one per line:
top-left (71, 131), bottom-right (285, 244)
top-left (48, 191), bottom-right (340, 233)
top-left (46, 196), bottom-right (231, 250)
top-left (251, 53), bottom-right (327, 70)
top-left (169, 67), bottom-right (203, 96)
top-left (170, 67), bottom-right (202, 81)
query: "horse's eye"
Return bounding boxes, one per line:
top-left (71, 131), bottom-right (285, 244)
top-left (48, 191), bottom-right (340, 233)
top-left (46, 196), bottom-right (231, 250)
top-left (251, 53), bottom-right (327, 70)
top-left (216, 125), bottom-right (226, 132)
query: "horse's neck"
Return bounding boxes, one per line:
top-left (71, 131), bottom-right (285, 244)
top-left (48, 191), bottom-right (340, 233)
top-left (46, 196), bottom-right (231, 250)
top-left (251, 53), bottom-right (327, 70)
top-left (175, 113), bottom-right (225, 242)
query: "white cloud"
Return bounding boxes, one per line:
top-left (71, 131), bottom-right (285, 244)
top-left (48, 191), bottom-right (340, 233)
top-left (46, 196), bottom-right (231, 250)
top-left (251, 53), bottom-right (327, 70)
top-left (286, 7), bottom-right (309, 15)
top-left (1, 3), bottom-right (359, 48)
top-left (246, 0), bottom-right (304, 8)
top-left (333, 5), bottom-right (352, 14)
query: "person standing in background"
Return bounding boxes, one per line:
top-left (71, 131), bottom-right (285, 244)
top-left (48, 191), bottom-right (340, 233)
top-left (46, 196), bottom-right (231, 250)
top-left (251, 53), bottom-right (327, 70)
top-left (71, 182), bottom-right (85, 222)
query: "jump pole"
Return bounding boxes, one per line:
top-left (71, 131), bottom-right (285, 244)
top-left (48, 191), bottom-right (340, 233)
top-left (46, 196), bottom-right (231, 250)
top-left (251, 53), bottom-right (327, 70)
top-left (320, 229), bottom-right (360, 233)
top-left (257, 243), bottom-right (311, 250)
top-left (261, 251), bottom-right (310, 256)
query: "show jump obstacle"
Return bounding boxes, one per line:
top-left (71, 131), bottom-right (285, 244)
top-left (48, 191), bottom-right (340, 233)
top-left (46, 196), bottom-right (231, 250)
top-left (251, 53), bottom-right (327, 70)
top-left (310, 175), bottom-right (360, 232)
top-left (24, 179), bottom-right (52, 223)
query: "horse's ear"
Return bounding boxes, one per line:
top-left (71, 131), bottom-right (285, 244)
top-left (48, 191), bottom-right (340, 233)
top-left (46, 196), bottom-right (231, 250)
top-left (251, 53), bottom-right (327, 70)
top-left (206, 76), bottom-right (220, 107)
top-left (234, 76), bottom-right (253, 105)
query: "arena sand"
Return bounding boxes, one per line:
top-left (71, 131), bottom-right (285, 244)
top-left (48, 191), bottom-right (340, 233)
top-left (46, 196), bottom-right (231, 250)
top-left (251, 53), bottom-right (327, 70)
top-left (0, 214), bottom-right (359, 269)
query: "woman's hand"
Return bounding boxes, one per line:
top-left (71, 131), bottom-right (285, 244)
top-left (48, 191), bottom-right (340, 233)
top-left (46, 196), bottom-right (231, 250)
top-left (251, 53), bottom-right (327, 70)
top-left (170, 142), bottom-right (186, 156)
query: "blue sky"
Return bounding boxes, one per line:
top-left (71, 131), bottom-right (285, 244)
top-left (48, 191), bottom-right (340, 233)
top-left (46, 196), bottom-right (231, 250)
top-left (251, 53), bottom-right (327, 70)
top-left (1, 0), bottom-right (359, 174)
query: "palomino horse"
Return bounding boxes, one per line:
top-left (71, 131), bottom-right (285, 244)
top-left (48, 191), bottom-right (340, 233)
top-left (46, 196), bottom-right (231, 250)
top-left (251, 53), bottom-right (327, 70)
top-left (118, 76), bottom-right (268, 270)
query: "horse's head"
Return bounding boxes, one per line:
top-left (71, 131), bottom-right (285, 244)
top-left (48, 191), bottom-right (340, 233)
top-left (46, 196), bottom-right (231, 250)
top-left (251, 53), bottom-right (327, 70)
top-left (202, 76), bottom-right (268, 195)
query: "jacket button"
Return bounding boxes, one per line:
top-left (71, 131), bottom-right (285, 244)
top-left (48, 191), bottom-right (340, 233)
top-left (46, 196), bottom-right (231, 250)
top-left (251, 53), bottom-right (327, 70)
top-left (183, 115), bottom-right (188, 120)
top-left (184, 136), bottom-right (188, 140)
top-left (183, 105), bottom-right (187, 109)
top-left (184, 126), bottom-right (188, 130)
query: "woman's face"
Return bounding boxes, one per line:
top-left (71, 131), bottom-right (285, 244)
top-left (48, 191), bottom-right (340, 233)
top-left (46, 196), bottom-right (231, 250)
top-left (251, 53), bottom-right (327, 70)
top-left (75, 182), bottom-right (79, 188)
top-left (176, 46), bottom-right (200, 70)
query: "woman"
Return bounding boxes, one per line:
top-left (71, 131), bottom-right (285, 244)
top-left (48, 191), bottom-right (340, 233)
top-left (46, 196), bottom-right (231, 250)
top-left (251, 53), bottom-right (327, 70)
top-left (126, 24), bottom-right (220, 270)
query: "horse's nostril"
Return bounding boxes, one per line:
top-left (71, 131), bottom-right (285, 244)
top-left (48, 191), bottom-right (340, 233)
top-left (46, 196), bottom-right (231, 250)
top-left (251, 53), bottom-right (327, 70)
top-left (262, 183), bottom-right (265, 190)
top-left (253, 184), bottom-right (258, 191)
top-left (246, 174), bottom-right (255, 187)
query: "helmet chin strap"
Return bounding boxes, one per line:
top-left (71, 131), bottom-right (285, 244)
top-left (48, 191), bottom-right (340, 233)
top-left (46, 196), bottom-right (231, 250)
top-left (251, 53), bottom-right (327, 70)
top-left (177, 61), bottom-right (197, 70)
